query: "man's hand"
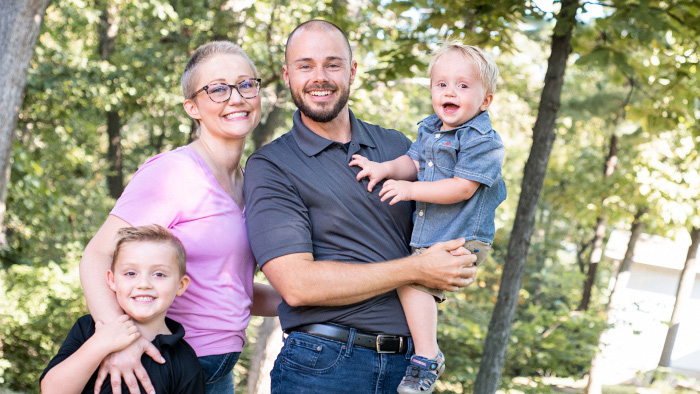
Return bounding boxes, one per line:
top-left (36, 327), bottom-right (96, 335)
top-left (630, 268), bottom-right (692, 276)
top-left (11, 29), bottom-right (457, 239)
top-left (93, 337), bottom-right (164, 394)
top-left (413, 238), bottom-right (477, 291)
top-left (379, 179), bottom-right (414, 205)
top-left (94, 315), bottom-right (140, 354)
top-left (349, 154), bottom-right (389, 192)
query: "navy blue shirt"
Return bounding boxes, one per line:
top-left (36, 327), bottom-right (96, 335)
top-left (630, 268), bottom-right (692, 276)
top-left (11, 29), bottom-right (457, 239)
top-left (244, 110), bottom-right (413, 336)
top-left (40, 315), bottom-right (205, 394)
top-left (407, 111), bottom-right (506, 246)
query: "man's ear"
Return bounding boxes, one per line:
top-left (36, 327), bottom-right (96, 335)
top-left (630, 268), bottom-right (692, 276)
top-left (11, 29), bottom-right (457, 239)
top-left (177, 275), bottom-right (191, 296)
top-left (107, 270), bottom-right (116, 292)
top-left (282, 64), bottom-right (291, 89)
top-left (349, 60), bottom-right (358, 85)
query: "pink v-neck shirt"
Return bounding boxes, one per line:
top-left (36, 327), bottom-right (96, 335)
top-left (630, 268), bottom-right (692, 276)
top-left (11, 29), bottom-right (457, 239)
top-left (111, 146), bottom-right (255, 357)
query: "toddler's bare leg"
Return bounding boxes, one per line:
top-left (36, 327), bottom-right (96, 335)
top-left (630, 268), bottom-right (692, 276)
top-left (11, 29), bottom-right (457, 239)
top-left (398, 285), bottom-right (439, 358)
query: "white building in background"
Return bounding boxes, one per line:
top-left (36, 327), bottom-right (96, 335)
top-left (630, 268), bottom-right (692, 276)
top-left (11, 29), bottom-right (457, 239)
top-left (597, 229), bottom-right (700, 384)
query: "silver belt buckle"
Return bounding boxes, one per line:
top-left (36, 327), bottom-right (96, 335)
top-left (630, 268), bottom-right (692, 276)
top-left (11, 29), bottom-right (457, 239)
top-left (376, 334), bottom-right (402, 354)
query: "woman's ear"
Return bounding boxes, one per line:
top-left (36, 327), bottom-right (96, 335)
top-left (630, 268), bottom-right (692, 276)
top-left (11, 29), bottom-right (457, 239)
top-left (183, 99), bottom-right (202, 121)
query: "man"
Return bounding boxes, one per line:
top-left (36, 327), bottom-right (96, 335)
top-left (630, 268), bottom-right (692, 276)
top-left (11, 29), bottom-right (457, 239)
top-left (244, 20), bottom-right (477, 394)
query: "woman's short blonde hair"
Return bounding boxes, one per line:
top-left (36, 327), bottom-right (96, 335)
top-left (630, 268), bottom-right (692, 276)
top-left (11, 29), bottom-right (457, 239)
top-left (181, 41), bottom-right (258, 101)
top-left (428, 41), bottom-right (499, 96)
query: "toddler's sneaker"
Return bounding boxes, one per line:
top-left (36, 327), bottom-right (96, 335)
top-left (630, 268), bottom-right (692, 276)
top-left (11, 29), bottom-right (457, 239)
top-left (397, 350), bottom-right (445, 394)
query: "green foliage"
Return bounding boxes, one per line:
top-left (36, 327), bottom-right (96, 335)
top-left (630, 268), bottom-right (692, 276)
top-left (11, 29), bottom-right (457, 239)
top-left (2, 0), bottom-right (699, 392)
top-left (0, 255), bottom-right (86, 392)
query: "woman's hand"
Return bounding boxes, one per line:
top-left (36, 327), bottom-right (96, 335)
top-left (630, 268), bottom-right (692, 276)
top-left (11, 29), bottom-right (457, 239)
top-left (93, 338), bottom-right (164, 394)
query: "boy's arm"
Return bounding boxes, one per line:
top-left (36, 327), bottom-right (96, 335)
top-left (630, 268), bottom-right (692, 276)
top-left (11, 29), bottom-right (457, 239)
top-left (349, 154), bottom-right (418, 192)
top-left (79, 215), bottom-right (163, 394)
top-left (380, 176), bottom-right (480, 205)
top-left (41, 316), bottom-right (140, 394)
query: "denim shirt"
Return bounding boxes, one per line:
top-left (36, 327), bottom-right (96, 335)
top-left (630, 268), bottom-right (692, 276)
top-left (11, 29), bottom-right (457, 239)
top-left (406, 111), bottom-right (506, 247)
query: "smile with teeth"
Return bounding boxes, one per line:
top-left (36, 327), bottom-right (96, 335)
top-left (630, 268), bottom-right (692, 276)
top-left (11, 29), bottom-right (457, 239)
top-left (223, 111), bottom-right (248, 120)
top-left (133, 296), bottom-right (155, 302)
top-left (309, 91), bottom-right (333, 97)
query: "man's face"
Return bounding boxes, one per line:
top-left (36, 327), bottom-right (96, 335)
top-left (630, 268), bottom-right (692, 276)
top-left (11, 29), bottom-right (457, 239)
top-left (283, 27), bottom-right (357, 123)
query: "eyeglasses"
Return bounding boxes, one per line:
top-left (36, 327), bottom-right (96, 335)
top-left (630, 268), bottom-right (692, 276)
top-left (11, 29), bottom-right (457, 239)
top-left (191, 78), bottom-right (262, 102)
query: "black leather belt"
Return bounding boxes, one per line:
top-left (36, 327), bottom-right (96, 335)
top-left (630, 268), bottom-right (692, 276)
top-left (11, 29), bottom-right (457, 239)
top-left (286, 323), bottom-right (409, 354)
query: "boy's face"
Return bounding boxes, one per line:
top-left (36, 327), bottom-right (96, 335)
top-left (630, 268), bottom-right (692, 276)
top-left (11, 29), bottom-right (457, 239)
top-left (431, 51), bottom-right (493, 131)
top-left (107, 241), bottom-right (189, 325)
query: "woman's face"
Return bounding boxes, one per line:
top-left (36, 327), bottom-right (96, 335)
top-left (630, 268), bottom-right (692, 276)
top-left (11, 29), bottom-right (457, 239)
top-left (185, 53), bottom-right (261, 141)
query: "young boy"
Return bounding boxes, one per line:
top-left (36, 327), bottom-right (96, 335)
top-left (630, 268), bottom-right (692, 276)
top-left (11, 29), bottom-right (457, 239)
top-left (350, 42), bottom-right (506, 394)
top-left (40, 225), bottom-right (205, 394)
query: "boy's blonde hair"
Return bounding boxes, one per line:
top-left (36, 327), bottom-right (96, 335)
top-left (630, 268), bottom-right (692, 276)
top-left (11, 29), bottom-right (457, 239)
top-left (428, 41), bottom-right (499, 96)
top-left (112, 225), bottom-right (187, 276)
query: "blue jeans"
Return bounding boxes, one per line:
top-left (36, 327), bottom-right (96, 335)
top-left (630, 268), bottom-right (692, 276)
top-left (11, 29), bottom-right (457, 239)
top-left (271, 330), bottom-right (414, 394)
top-left (198, 352), bottom-right (241, 394)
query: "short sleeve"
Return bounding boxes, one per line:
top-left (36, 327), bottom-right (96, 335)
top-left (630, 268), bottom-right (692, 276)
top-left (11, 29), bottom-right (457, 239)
top-left (454, 133), bottom-right (504, 187)
top-left (111, 152), bottom-right (191, 227)
top-left (40, 316), bottom-right (94, 381)
top-left (406, 128), bottom-right (425, 161)
top-left (174, 364), bottom-right (206, 394)
top-left (244, 154), bottom-right (314, 267)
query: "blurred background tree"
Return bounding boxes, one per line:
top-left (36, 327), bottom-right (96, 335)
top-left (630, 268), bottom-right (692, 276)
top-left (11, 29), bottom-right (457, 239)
top-left (0, 0), bottom-right (698, 393)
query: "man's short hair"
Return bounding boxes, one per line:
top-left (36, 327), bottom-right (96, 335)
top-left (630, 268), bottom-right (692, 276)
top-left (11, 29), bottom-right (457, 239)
top-left (428, 40), bottom-right (499, 96)
top-left (285, 20), bottom-right (352, 64)
top-left (112, 224), bottom-right (187, 276)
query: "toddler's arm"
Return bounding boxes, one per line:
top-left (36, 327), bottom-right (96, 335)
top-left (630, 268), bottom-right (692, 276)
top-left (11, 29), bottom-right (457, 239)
top-left (380, 176), bottom-right (480, 205)
top-left (349, 154), bottom-right (418, 192)
top-left (41, 315), bottom-right (140, 394)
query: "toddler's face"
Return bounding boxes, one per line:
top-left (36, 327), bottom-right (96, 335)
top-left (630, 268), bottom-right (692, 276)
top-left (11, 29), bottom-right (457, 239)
top-left (107, 241), bottom-right (189, 325)
top-left (430, 52), bottom-right (493, 131)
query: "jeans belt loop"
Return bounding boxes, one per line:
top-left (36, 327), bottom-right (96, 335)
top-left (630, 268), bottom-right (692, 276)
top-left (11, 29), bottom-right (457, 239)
top-left (345, 328), bottom-right (356, 358)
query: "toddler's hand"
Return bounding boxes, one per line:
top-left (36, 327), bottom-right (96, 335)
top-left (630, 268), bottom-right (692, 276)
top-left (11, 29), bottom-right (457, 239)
top-left (349, 154), bottom-right (388, 192)
top-left (379, 179), bottom-right (413, 205)
top-left (95, 315), bottom-right (140, 353)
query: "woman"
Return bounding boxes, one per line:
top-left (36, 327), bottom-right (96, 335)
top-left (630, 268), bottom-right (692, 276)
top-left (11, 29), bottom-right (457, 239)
top-left (79, 41), bottom-right (280, 394)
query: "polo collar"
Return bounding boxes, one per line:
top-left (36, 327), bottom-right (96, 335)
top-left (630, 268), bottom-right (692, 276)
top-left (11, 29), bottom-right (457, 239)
top-left (153, 317), bottom-right (185, 348)
top-left (419, 110), bottom-right (492, 134)
top-left (291, 109), bottom-right (377, 157)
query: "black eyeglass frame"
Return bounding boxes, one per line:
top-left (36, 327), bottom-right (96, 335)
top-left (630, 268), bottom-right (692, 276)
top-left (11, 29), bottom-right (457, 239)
top-left (191, 78), bottom-right (262, 101)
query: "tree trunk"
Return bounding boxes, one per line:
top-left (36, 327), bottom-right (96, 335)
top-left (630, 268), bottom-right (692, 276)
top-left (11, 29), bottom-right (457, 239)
top-left (578, 80), bottom-right (632, 310)
top-left (585, 209), bottom-right (646, 394)
top-left (472, 1), bottom-right (579, 392)
top-left (658, 226), bottom-right (700, 367)
top-left (98, 0), bottom-right (123, 199)
top-left (246, 317), bottom-right (282, 394)
top-left (579, 216), bottom-right (608, 310)
top-left (0, 0), bottom-right (51, 245)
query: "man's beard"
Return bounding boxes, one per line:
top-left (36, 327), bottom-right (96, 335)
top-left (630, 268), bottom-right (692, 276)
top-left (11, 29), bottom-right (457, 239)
top-left (290, 81), bottom-right (350, 123)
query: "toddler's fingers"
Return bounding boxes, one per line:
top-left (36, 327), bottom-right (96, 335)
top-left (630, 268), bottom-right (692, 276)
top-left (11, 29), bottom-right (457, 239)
top-left (367, 178), bottom-right (379, 192)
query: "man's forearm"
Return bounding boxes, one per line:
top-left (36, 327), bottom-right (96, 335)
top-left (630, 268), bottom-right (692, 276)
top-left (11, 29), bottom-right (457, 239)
top-left (262, 253), bottom-right (417, 307)
top-left (261, 240), bottom-right (475, 307)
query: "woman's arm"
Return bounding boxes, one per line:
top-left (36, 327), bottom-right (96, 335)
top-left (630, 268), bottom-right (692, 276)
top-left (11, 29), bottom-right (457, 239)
top-left (250, 282), bottom-right (283, 317)
top-left (79, 215), bottom-right (163, 394)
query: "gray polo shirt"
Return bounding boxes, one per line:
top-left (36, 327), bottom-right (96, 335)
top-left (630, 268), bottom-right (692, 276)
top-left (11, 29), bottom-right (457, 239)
top-left (244, 109), bottom-right (413, 336)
